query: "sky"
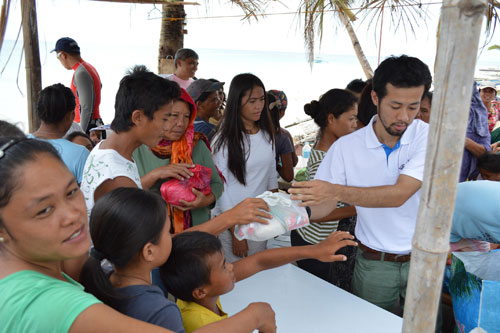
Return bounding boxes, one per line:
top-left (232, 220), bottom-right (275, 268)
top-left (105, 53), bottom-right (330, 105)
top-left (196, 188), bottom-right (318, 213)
top-left (1, 0), bottom-right (500, 129)
top-left (2, 0), bottom-right (499, 59)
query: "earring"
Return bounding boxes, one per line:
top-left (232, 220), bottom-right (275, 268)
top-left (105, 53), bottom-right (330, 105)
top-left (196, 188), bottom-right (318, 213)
top-left (0, 237), bottom-right (4, 242)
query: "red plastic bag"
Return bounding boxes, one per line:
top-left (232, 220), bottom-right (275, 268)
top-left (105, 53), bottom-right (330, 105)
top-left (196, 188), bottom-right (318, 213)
top-left (160, 164), bottom-right (212, 206)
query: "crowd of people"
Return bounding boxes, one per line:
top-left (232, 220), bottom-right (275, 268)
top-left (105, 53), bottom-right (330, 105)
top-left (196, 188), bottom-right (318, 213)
top-left (1, 37), bottom-right (499, 333)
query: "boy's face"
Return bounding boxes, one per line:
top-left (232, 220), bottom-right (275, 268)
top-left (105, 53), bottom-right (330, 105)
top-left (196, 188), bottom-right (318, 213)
top-left (206, 250), bottom-right (236, 296)
top-left (137, 102), bottom-right (174, 148)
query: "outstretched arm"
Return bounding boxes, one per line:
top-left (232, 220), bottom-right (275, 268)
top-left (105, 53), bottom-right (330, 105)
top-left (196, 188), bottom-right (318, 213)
top-left (232, 231), bottom-right (357, 282)
top-left (182, 198), bottom-right (272, 236)
top-left (289, 174), bottom-right (421, 219)
top-left (72, 302), bottom-right (276, 333)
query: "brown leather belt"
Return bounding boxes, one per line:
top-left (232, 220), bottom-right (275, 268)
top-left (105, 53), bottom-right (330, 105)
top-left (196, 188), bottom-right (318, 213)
top-left (358, 242), bottom-right (411, 263)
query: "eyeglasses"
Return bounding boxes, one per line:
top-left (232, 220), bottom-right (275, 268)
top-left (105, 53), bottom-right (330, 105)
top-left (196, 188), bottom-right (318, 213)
top-left (0, 139), bottom-right (16, 160)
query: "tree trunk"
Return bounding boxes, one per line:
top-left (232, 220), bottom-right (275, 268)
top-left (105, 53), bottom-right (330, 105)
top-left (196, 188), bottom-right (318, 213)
top-left (402, 0), bottom-right (487, 331)
top-left (338, 11), bottom-right (373, 79)
top-left (21, 0), bottom-right (41, 132)
top-left (158, 1), bottom-right (185, 74)
top-left (0, 0), bottom-right (12, 53)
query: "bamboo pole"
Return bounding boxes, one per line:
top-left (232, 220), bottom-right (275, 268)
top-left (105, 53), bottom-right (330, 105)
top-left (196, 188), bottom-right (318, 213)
top-left (21, 0), bottom-right (41, 132)
top-left (402, 0), bottom-right (487, 331)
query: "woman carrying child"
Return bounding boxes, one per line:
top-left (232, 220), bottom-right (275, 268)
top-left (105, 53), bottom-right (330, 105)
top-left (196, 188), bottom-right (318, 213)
top-left (133, 88), bottom-right (223, 233)
top-left (212, 73), bottom-right (278, 262)
top-left (292, 89), bottom-right (358, 290)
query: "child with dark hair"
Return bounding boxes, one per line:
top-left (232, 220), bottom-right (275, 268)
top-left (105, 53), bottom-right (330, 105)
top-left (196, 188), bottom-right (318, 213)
top-left (30, 83), bottom-right (90, 184)
top-left (267, 90), bottom-right (298, 182)
top-left (66, 131), bottom-right (95, 151)
top-left (80, 187), bottom-right (277, 332)
top-left (160, 230), bottom-right (356, 333)
top-left (477, 152), bottom-right (500, 181)
top-left (80, 65), bottom-right (193, 215)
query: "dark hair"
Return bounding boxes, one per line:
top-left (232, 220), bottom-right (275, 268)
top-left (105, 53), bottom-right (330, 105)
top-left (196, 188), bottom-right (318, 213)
top-left (37, 83), bottom-right (76, 124)
top-left (197, 91), bottom-right (212, 104)
top-left (346, 79), bottom-right (367, 94)
top-left (423, 91), bottom-right (433, 103)
top-left (372, 55), bottom-right (432, 100)
top-left (0, 121), bottom-right (25, 138)
top-left (0, 138), bottom-right (61, 229)
top-left (111, 65), bottom-right (181, 133)
top-left (209, 78), bottom-right (226, 110)
top-left (65, 131), bottom-right (94, 147)
top-left (160, 231), bottom-right (222, 302)
top-left (477, 152), bottom-right (500, 173)
top-left (304, 89), bottom-right (358, 130)
top-left (174, 48), bottom-right (199, 69)
top-left (357, 79), bottom-right (377, 126)
top-left (212, 73), bottom-right (275, 185)
top-left (80, 187), bottom-right (167, 308)
top-left (267, 92), bottom-right (281, 133)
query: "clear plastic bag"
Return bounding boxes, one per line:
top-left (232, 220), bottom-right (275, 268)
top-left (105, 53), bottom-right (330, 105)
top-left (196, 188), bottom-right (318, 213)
top-left (234, 191), bottom-right (309, 241)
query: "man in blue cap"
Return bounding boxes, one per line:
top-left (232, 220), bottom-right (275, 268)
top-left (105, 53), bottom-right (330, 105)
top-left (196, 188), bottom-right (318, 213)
top-left (53, 37), bottom-right (103, 134)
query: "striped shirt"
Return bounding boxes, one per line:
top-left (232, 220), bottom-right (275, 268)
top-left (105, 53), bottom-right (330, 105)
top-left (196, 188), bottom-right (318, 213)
top-left (296, 148), bottom-right (343, 244)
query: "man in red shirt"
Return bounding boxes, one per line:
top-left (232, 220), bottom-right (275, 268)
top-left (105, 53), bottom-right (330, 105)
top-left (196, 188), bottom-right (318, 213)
top-left (52, 37), bottom-right (103, 134)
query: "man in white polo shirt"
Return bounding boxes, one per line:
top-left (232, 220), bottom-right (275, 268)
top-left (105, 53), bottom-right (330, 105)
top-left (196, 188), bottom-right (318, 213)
top-left (290, 55), bottom-right (432, 313)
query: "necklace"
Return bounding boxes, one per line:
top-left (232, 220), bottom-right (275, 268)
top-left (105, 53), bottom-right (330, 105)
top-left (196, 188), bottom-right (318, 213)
top-left (114, 272), bottom-right (151, 285)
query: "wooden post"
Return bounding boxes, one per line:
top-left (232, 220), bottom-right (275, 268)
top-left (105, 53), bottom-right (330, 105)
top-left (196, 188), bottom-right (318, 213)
top-left (402, 0), bottom-right (487, 331)
top-left (21, 0), bottom-right (41, 132)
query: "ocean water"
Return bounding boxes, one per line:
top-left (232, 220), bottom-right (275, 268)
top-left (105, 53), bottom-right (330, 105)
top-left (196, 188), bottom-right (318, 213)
top-left (0, 39), bottom-right (497, 135)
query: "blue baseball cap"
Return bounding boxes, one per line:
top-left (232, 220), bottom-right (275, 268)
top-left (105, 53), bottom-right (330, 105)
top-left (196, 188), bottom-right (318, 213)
top-left (51, 37), bottom-right (80, 54)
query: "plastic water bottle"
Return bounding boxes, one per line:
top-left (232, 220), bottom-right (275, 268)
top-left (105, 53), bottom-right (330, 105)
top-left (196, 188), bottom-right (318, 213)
top-left (302, 143), bottom-right (311, 159)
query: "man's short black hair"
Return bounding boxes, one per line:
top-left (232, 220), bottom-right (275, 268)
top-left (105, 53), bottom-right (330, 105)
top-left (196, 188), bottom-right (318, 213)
top-left (37, 83), bottom-right (76, 124)
top-left (159, 231), bottom-right (222, 302)
top-left (111, 65), bottom-right (181, 133)
top-left (346, 79), bottom-right (367, 94)
top-left (372, 55), bottom-right (432, 100)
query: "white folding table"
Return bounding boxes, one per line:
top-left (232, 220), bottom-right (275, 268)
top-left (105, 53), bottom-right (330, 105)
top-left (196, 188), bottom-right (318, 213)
top-left (221, 264), bottom-right (403, 332)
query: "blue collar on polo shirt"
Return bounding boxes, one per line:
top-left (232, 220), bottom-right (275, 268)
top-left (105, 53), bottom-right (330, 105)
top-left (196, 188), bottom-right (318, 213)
top-left (381, 141), bottom-right (401, 159)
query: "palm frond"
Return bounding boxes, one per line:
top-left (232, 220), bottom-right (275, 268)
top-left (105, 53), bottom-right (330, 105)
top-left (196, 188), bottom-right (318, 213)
top-left (228, 0), bottom-right (270, 20)
top-left (357, 0), bottom-right (427, 41)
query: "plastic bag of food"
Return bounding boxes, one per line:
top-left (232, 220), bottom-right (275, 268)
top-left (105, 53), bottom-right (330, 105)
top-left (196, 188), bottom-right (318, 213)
top-left (160, 164), bottom-right (212, 206)
top-left (234, 191), bottom-right (309, 241)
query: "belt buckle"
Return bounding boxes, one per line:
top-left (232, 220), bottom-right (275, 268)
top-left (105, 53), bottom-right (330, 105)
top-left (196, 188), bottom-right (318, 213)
top-left (394, 254), bottom-right (408, 262)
